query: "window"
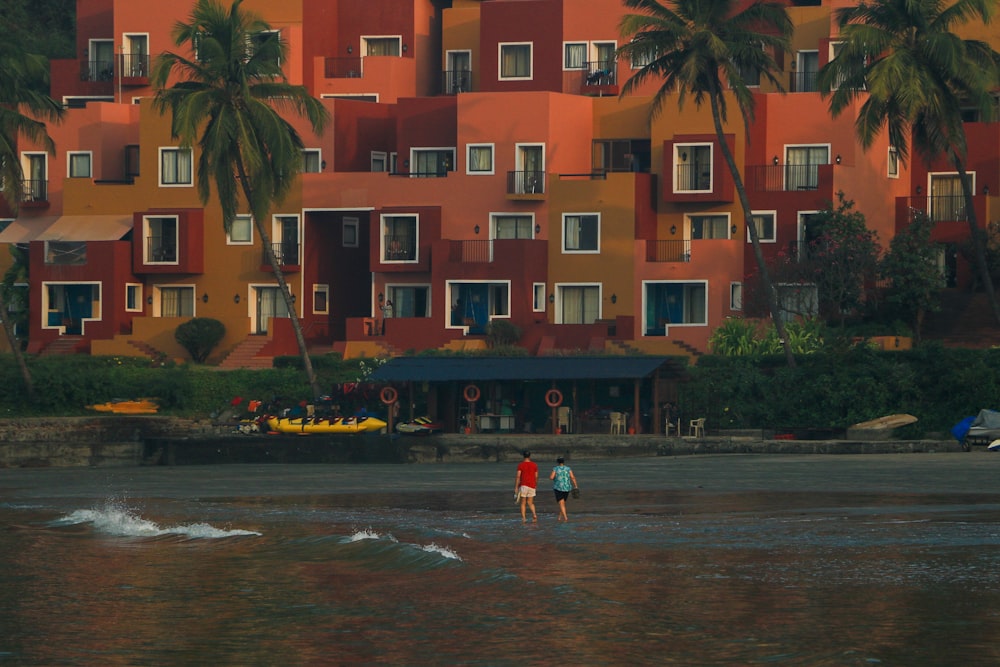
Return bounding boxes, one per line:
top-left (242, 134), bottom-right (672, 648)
top-left (675, 144), bottom-right (712, 192)
top-left (557, 285), bottom-right (600, 324)
top-left (144, 216), bottom-right (178, 263)
top-left (563, 213), bottom-right (600, 253)
top-left (785, 146), bottom-right (829, 190)
top-left (929, 173), bottom-right (969, 222)
top-left (158, 286), bottom-right (195, 317)
top-left (68, 152), bottom-right (92, 178)
top-left (449, 282), bottom-right (508, 329)
top-left (371, 151), bottom-right (387, 172)
top-left (593, 139), bottom-right (650, 172)
top-left (21, 152), bottom-right (47, 202)
top-left (777, 283), bottom-right (818, 322)
top-left (302, 149), bottom-right (321, 173)
top-left (795, 51), bottom-right (819, 92)
top-left (467, 144), bottom-right (494, 174)
top-left (382, 214), bottom-right (417, 261)
top-left (492, 214), bottom-right (534, 239)
top-left (45, 241), bottom-right (87, 265)
top-left (644, 281), bottom-right (707, 335)
top-left (313, 284), bottom-right (329, 314)
top-left (564, 43), bottom-right (586, 69)
top-left (533, 283), bottom-right (546, 312)
top-left (248, 30), bottom-right (280, 62)
top-left (629, 37), bottom-right (654, 69)
top-left (411, 149), bottom-right (454, 177)
top-left (388, 285), bottom-right (430, 318)
top-left (227, 215), bottom-right (253, 245)
top-left (273, 215), bottom-right (299, 265)
top-left (125, 283), bottom-right (142, 312)
top-left (160, 147), bottom-right (192, 186)
top-left (364, 36), bottom-right (401, 56)
top-left (690, 215), bottom-right (730, 239)
top-left (122, 34), bottom-right (148, 77)
top-left (748, 212), bottom-right (776, 243)
top-left (736, 42), bottom-right (763, 86)
top-left (343, 217), bottom-right (359, 248)
top-left (888, 146), bottom-right (899, 178)
top-left (731, 283), bottom-right (743, 311)
top-left (87, 39), bottom-right (114, 81)
top-left (499, 43), bottom-right (532, 79)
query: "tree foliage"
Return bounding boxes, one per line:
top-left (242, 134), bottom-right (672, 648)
top-left (879, 210), bottom-right (942, 342)
top-left (175, 317), bottom-right (227, 363)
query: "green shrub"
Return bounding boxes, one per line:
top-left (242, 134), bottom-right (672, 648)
top-left (174, 318), bottom-right (226, 363)
top-left (486, 320), bottom-right (521, 348)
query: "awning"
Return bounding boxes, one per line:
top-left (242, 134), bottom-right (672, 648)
top-left (368, 355), bottom-right (689, 383)
top-left (35, 215), bottom-right (133, 241)
top-left (0, 215), bottom-right (133, 243)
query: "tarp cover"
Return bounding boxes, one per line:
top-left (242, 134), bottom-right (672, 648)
top-left (953, 409), bottom-right (1000, 441)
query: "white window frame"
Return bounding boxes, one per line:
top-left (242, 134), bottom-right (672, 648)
top-left (499, 42), bottom-right (532, 80)
top-left (445, 280), bottom-right (511, 329)
top-left (730, 283), bottom-right (743, 311)
top-left (151, 284), bottom-right (196, 318)
top-left (641, 280), bottom-right (709, 334)
top-left (562, 212), bottom-right (601, 254)
top-left (227, 214), bottom-right (253, 245)
top-left (533, 283), bottom-right (546, 312)
top-left (748, 211), bottom-right (777, 243)
top-left (688, 213), bottom-right (731, 240)
top-left (67, 151), bottom-right (93, 179)
top-left (553, 283), bottom-right (602, 324)
top-left (491, 212), bottom-right (535, 240)
top-left (302, 148), bottom-right (322, 173)
top-left (158, 147), bottom-right (193, 187)
top-left (888, 146), bottom-right (899, 178)
top-left (125, 282), bottom-right (143, 312)
top-left (371, 151), bottom-right (387, 172)
top-left (629, 37), bottom-right (654, 69)
top-left (272, 214), bottom-right (301, 265)
top-left (674, 143), bottom-right (713, 193)
top-left (409, 147), bottom-right (456, 177)
top-left (312, 284), bottom-right (329, 315)
top-left (41, 281), bottom-right (102, 333)
top-left (343, 216), bottom-right (359, 248)
top-left (387, 283), bottom-right (432, 318)
top-left (362, 35), bottom-right (403, 57)
top-left (467, 144), bottom-right (494, 175)
top-left (143, 215), bottom-right (180, 265)
top-left (381, 213), bottom-right (419, 264)
top-left (121, 33), bottom-right (149, 77)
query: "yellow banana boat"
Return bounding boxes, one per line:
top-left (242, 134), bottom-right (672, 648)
top-left (266, 415), bottom-right (387, 434)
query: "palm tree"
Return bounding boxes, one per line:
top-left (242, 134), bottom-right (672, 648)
top-left (617, 0), bottom-right (797, 367)
top-left (0, 41), bottom-right (63, 398)
top-left (152, 0), bottom-right (329, 399)
top-left (818, 0), bottom-right (1000, 325)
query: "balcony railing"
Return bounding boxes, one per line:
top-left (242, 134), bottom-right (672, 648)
top-left (119, 53), bottom-right (149, 79)
top-left (80, 59), bottom-right (115, 82)
top-left (507, 170), bottom-right (545, 195)
top-left (442, 69), bottom-right (472, 94)
top-left (147, 239), bottom-right (177, 263)
top-left (745, 164), bottom-right (821, 192)
top-left (582, 60), bottom-right (616, 86)
top-left (267, 242), bottom-right (300, 266)
top-left (675, 163), bottom-right (711, 191)
top-left (789, 69), bottom-right (818, 93)
top-left (324, 57), bottom-right (363, 78)
top-left (383, 235), bottom-right (416, 261)
top-left (21, 179), bottom-right (48, 204)
top-left (905, 195), bottom-right (969, 223)
top-left (646, 239), bottom-right (692, 262)
top-left (449, 239), bottom-right (493, 263)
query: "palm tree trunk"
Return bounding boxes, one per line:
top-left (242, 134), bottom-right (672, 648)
top-left (0, 288), bottom-right (34, 399)
top-left (952, 152), bottom-right (1000, 325)
top-left (708, 91), bottom-right (796, 368)
top-left (235, 158), bottom-right (322, 401)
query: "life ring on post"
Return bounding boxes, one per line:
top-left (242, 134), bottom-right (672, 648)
top-left (545, 389), bottom-right (563, 408)
top-left (463, 384), bottom-right (481, 403)
top-left (379, 386), bottom-right (398, 405)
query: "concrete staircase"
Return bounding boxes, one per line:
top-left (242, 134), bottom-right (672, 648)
top-left (218, 336), bottom-right (273, 369)
top-left (127, 339), bottom-right (167, 362)
top-left (40, 336), bottom-right (86, 355)
top-left (923, 291), bottom-right (1000, 349)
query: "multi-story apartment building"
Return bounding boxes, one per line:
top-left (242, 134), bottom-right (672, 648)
top-left (1, 0), bottom-right (997, 365)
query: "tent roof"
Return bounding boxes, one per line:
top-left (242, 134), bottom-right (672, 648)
top-left (368, 355), bottom-right (688, 383)
top-left (0, 215), bottom-right (132, 243)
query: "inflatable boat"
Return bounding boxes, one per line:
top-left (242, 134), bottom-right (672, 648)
top-left (265, 415), bottom-right (387, 434)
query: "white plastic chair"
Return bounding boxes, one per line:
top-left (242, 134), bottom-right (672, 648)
top-left (557, 406), bottom-right (572, 433)
top-left (689, 417), bottom-right (706, 437)
top-left (610, 411), bottom-right (626, 435)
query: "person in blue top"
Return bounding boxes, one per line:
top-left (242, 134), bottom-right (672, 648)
top-left (549, 457), bottom-right (579, 522)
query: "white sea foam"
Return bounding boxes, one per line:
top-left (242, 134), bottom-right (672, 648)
top-left (347, 527), bottom-right (398, 543)
top-left (52, 505), bottom-right (260, 539)
top-left (419, 542), bottom-right (462, 561)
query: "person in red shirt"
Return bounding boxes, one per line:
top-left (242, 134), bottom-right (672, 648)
top-left (514, 450), bottom-right (538, 523)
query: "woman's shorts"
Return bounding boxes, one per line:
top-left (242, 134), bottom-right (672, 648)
top-left (518, 485), bottom-right (536, 498)
top-left (554, 489), bottom-right (570, 502)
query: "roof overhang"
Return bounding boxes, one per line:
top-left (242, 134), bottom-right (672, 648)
top-left (0, 215), bottom-right (133, 244)
top-left (368, 355), bottom-right (689, 383)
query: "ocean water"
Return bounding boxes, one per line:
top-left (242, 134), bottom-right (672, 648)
top-left (3, 454), bottom-right (1000, 666)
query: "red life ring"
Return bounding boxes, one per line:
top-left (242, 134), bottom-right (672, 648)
top-left (379, 386), bottom-right (398, 405)
top-left (463, 384), bottom-right (481, 403)
top-left (545, 389), bottom-right (563, 408)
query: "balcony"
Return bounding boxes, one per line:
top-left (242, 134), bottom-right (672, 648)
top-left (903, 195), bottom-right (969, 223)
top-left (146, 238), bottom-right (177, 263)
top-left (645, 239), bottom-right (692, 263)
top-left (441, 69), bottom-right (472, 94)
top-left (21, 179), bottom-right (49, 208)
top-left (581, 60), bottom-right (618, 95)
top-left (506, 170), bottom-right (546, 199)
top-left (79, 59), bottom-right (115, 83)
top-left (264, 242), bottom-right (300, 271)
top-left (119, 53), bottom-right (149, 84)
top-left (745, 164), bottom-right (829, 192)
top-left (383, 235), bottom-right (416, 262)
top-left (446, 239), bottom-right (493, 263)
top-left (323, 57), bottom-right (363, 78)
top-left (789, 69), bottom-right (818, 93)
